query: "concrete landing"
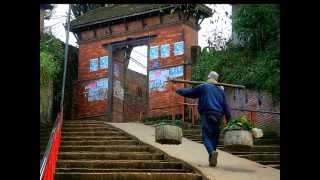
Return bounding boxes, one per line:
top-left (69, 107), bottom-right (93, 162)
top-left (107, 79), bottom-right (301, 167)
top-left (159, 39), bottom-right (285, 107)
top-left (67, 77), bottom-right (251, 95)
top-left (108, 123), bottom-right (280, 180)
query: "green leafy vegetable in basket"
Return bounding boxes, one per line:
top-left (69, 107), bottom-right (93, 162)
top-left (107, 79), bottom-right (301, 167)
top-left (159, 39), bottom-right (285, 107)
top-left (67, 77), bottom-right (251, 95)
top-left (223, 116), bottom-right (255, 132)
top-left (222, 116), bottom-right (264, 138)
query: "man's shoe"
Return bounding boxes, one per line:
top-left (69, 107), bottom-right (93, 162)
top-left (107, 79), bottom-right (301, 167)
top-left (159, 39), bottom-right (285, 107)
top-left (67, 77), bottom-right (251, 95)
top-left (209, 154), bottom-right (213, 166)
top-left (210, 151), bottom-right (218, 167)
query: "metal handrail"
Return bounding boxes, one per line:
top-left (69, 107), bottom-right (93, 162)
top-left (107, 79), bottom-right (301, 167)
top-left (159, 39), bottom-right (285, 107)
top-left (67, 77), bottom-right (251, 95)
top-left (40, 111), bottom-right (63, 180)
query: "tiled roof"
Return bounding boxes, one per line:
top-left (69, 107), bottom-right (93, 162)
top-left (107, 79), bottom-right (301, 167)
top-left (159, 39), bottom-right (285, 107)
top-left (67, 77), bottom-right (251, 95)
top-left (70, 4), bottom-right (212, 31)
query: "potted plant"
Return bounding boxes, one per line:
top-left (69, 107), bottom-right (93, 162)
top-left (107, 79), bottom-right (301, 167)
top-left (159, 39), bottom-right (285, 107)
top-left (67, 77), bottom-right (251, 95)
top-left (155, 119), bottom-right (183, 145)
top-left (222, 116), bottom-right (263, 150)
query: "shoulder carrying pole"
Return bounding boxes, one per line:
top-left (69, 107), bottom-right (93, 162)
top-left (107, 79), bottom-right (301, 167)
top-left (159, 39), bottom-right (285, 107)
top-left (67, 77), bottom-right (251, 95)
top-left (169, 79), bottom-right (245, 89)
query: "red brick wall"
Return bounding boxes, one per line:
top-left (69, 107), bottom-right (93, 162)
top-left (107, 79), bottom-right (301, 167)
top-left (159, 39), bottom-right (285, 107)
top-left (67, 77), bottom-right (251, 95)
top-left (75, 12), bottom-right (200, 121)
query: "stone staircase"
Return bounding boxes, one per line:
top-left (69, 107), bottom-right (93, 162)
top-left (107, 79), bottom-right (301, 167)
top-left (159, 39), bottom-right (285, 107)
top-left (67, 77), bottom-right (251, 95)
top-left (144, 120), bottom-right (280, 170)
top-left (55, 120), bottom-right (203, 180)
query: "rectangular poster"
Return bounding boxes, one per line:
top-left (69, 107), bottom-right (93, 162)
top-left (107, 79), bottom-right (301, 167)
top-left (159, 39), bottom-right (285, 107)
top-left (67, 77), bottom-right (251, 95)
top-left (161, 69), bottom-right (169, 80)
top-left (89, 58), bottom-right (98, 72)
top-left (86, 78), bottom-right (108, 102)
top-left (169, 65), bottom-right (184, 78)
top-left (160, 44), bottom-right (170, 58)
top-left (149, 70), bottom-right (156, 81)
top-left (149, 69), bottom-right (170, 92)
top-left (149, 79), bottom-right (165, 91)
top-left (99, 56), bottom-right (108, 69)
top-left (174, 41), bottom-right (184, 56)
top-left (96, 78), bottom-right (108, 89)
top-left (149, 46), bottom-right (159, 60)
top-left (88, 88), bottom-right (99, 102)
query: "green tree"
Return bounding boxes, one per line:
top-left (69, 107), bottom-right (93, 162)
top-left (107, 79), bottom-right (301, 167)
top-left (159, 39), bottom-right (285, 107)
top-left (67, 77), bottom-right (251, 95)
top-left (40, 33), bottom-right (64, 125)
top-left (192, 5), bottom-right (280, 102)
top-left (40, 33), bottom-right (63, 87)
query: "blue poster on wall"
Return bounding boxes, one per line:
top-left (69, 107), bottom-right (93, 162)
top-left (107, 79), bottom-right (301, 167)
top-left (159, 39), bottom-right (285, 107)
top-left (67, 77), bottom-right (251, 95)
top-left (160, 44), bottom-right (170, 58)
top-left (174, 41), bottom-right (184, 56)
top-left (149, 70), bottom-right (156, 81)
top-left (96, 78), bottom-right (108, 89)
top-left (149, 79), bottom-right (165, 91)
top-left (161, 69), bottom-right (169, 80)
top-left (90, 58), bottom-right (98, 72)
top-left (88, 88), bottom-right (99, 102)
top-left (169, 65), bottom-right (184, 78)
top-left (149, 46), bottom-right (158, 60)
top-left (99, 56), bottom-right (108, 69)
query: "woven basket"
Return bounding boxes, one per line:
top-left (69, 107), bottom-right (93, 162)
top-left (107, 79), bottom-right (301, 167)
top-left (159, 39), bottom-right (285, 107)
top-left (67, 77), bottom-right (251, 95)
top-left (224, 129), bottom-right (253, 150)
top-left (155, 124), bottom-right (182, 145)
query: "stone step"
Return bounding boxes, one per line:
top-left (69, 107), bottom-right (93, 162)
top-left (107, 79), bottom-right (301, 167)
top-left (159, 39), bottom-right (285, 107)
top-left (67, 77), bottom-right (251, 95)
top-left (61, 136), bottom-right (131, 141)
top-left (256, 160), bottom-right (280, 165)
top-left (62, 127), bottom-right (116, 132)
top-left (40, 138), bottom-right (51, 144)
top-left (63, 124), bottom-right (108, 128)
top-left (62, 131), bottom-right (125, 137)
top-left (182, 133), bottom-right (202, 137)
top-left (55, 172), bottom-right (202, 180)
top-left (238, 154), bottom-right (280, 161)
top-left (64, 120), bottom-right (105, 124)
top-left (183, 136), bottom-right (202, 140)
top-left (40, 133), bottom-right (51, 138)
top-left (57, 160), bottom-right (182, 169)
top-left (59, 145), bottom-right (152, 153)
top-left (61, 140), bottom-right (139, 146)
top-left (58, 152), bottom-right (164, 160)
top-left (218, 145), bottom-right (280, 152)
top-left (229, 151), bottom-right (280, 155)
top-left (218, 138), bottom-right (280, 145)
top-left (186, 139), bottom-right (203, 143)
top-left (253, 138), bottom-right (280, 145)
top-left (56, 168), bottom-right (188, 173)
top-left (183, 129), bottom-right (202, 134)
top-left (40, 129), bottom-right (52, 133)
top-left (268, 164), bottom-right (280, 169)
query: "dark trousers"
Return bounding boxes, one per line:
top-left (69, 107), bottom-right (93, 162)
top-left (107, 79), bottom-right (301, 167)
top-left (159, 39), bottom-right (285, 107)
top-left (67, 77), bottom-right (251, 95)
top-left (200, 111), bottom-right (222, 158)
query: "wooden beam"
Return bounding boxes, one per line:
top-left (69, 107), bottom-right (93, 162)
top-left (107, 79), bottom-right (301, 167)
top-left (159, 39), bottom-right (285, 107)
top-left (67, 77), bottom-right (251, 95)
top-left (169, 79), bottom-right (246, 89)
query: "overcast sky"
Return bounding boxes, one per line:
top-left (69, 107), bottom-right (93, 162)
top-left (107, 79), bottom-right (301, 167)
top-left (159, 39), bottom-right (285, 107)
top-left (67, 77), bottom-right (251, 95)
top-left (44, 4), bottom-right (232, 75)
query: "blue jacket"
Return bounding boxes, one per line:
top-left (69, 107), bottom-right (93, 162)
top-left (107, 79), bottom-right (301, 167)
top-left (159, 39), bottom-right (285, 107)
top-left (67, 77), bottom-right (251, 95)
top-left (176, 83), bottom-right (231, 121)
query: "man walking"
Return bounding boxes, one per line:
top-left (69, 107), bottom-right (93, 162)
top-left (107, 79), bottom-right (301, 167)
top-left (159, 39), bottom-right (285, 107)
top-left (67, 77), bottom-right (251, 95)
top-left (175, 71), bottom-right (231, 167)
